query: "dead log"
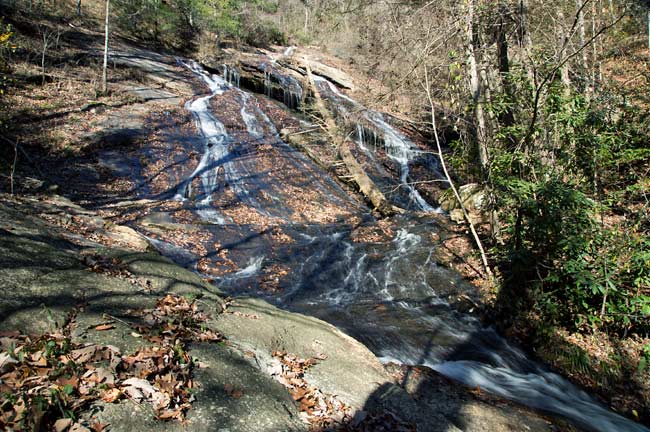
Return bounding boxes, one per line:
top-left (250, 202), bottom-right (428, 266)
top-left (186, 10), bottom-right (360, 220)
top-left (279, 128), bottom-right (333, 172)
top-left (304, 65), bottom-right (400, 217)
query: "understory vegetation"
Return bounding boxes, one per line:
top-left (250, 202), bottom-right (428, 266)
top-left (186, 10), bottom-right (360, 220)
top-left (258, 3), bottom-right (650, 410)
top-left (1, 0), bottom-right (649, 423)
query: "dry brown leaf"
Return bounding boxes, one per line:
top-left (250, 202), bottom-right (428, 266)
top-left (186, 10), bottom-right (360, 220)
top-left (30, 356), bottom-right (48, 367)
top-left (0, 352), bottom-right (18, 371)
top-left (122, 377), bottom-right (169, 409)
top-left (292, 387), bottom-right (307, 401)
top-left (91, 422), bottom-right (108, 432)
top-left (54, 418), bottom-right (73, 432)
top-left (57, 375), bottom-right (79, 389)
top-left (71, 345), bottom-right (98, 363)
top-left (69, 423), bottom-right (91, 432)
top-left (83, 367), bottom-right (115, 385)
top-left (93, 324), bottom-right (115, 331)
top-left (100, 388), bottom-right (121, 403)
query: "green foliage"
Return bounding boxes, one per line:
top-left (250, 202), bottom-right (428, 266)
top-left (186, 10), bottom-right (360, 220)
top-left (488, 83), bottom-right (650, 335)
top-left (0, 19), bottom-right (15, 96)
top-left (639, 344), bottom-right (650, 374)
top-left (113, 0), bottom-right (286, 50)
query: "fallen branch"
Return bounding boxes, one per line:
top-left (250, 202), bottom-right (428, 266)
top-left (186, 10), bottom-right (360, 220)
top-left (423, 68), bottom-right (492, 279)
top-left (304, 65), bottom-right (400, 217)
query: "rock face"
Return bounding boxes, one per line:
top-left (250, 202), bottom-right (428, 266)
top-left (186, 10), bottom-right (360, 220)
top-left (0, 39), bottom-right (575, 431)
top-left (439, 183), bottom-right (488, 224)
top-left (0, 194), bottom-right (573, 432)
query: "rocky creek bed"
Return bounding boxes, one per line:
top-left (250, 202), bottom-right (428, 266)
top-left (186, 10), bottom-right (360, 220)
top-left (1, 41), bottom-right (646, 431)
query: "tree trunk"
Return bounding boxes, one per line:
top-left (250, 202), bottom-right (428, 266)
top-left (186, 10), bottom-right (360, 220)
top-left (466, 0), bottom-right (489, 177)
top-left (495, 4), bottom-right (515, 139)
top-left (557, 10), bottom-right (572, 92)
top-left (424, 67), bottom-right (493, 279)
top-left (519, 0), bottom-right (535, 83)
top-left (305, 65), bottom-right (398, 217)
top-left (102, 0), bottom-right (110, 95)
top-left (576, 0), bottom-right (590, 97)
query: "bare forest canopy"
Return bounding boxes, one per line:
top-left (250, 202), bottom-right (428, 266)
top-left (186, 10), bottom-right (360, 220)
top-left (85, 0), bottom-right (650, 344)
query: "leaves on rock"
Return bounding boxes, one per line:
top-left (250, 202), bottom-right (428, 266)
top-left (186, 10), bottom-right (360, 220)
top-left (0, 294), bottom-right (224, 430)
top-left (270, 350), bottom-right (353, 430)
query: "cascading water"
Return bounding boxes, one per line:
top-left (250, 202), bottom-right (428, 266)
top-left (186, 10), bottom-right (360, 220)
top-left (313, 75), bottom-right (440, 212)
top-left (155, 60), bottom-right (649, 432)
top-left (222, 64), bottom-right (241, 88)
top-left (259, 62), bottom-right (303, 109)
top-left (174, 60), bottom-right (230, 224)
top-left (176, 59), bottom-right (270, 220)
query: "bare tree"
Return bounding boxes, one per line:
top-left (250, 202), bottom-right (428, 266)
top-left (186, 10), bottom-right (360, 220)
top-left (40, 26), bottom-right (60, 85)
top-left (465, 0), bottom-right (489, 178)
top-left (102, 0), bottom-right (110, 94)
top-left (424, 67), bottom-right (492, 279)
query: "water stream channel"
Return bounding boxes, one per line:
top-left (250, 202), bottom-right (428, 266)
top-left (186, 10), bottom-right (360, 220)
top-left (110, 58), bottom-right (648, 432)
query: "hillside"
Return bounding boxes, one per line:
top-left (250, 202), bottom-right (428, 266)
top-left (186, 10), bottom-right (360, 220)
top-left (1, 1), bottom-right (649, 431)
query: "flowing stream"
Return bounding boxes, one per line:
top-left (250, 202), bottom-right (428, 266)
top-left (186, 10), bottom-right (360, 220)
top-left (141, 59), bottom-right (649, 432)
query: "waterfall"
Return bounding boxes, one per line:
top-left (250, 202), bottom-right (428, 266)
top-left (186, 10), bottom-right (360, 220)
top-left (313, 75), bottom-right (440, 212)
top-left (222, 64), bottom-right (240, 88)
top-left (166, 59), bottom-right (650, 432)
top-left (260, 63), bottom-right (302, 109)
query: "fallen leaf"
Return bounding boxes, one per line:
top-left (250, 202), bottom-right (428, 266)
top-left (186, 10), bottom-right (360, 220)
top-left (100, 388), bottom-right (121, 403)
top-left (94, 324), bottom-right (115, 331)
top-left (83, 367), bottom-right (115, 385)
top-left (122, 377), bottom-right (169, 409)
top-left (57, 375), bottom-right (79, 389)
top-left (91, 423), bottom-right (108, 432)
top-left (122, 385), bottom-right (144, 402)
top-left (54, 418), bottom-right (73, 432)
top-left (69, 423), bottom-right (91, 432)
top-left (29, 356), bottom-right (48, 367)
top-left (0, 352), bottom-right (18, 371)
top-left (71, 345), bottom-right (98, 363)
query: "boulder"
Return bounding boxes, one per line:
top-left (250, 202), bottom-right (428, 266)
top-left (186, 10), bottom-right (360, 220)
top-left (440, 183), bottom-right (488, 225)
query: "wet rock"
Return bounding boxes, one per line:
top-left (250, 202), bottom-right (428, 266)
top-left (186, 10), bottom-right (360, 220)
top-left (0, 195), bottom-right (569, 432)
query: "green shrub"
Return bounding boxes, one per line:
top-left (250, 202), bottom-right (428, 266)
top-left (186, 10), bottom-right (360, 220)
top-left (241, 18), bottom-right (285, 47)
top-left (490, 86), bottom-right (650, 335)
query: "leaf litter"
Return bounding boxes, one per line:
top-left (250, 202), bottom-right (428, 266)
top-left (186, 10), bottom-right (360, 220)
top-left (269, 350), bottom-right (353, 430)
top-left (268, 350), bottom-right (415, 431)
top-left (0, 294), bottom-right (224, 431)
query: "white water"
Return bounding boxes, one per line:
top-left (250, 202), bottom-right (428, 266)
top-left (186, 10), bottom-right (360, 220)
top-left (313, 76), bottom-right (440, 213)
top-left (175, 60), bottom-right (229, 209)
top-left (228, 256), bottom-right (265, 279)
top-left (178, 60), bottom-right (271, 217)
top-left (173, 60), bottom-right (650, 432)
top-left (433, 360), bottom-right (647, 432)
